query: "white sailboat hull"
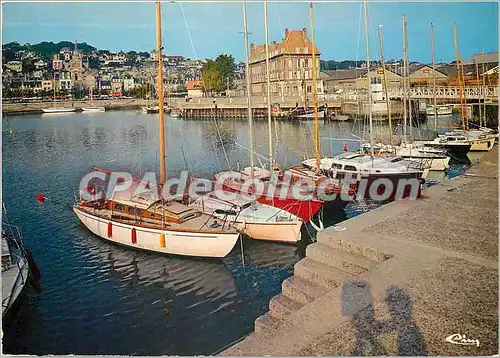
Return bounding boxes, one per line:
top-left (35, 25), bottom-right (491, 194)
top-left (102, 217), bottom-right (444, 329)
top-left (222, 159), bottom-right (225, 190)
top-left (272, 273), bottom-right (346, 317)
top-left (297, 110), bottom-right (325, 119)
top-left (189, 195), bottom-right (303, 243)
top-left (403, 156), bottom-right (450, 171)
top-left (74, 207), bottom-right (240, 258)
top-left (82, 107), bottom-right (105, 112)
top-left (426, 106), bottom-right (453, 116)
top-left (235, 220), bottom-right (302, 243)
top-left (42, 107), bottom-right (76, 113)
top-left (469, 138), bottom-right (495, 151)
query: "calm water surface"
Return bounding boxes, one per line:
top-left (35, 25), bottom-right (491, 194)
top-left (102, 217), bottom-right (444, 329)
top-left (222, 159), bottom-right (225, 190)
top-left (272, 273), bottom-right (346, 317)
top-left (1, 110), bottom-right (474, 354)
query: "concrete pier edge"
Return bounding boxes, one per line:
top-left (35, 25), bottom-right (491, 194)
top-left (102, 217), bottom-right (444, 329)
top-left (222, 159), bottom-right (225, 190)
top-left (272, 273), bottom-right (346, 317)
top-left (220, 146), bottom-right (498, 356)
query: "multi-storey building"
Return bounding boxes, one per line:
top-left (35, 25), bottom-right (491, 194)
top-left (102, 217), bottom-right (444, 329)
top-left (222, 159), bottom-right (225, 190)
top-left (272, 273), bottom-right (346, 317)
top-left (248, 28), bottom-right (323, 98)
top-left (52, 54), bottom-right (64, 70)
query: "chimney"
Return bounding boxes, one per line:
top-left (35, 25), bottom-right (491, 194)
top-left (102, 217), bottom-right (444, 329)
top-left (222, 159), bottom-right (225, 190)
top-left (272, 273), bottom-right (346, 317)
top-left (285, 28), bottom-right (289, 38)
top-left (250, 43), bottom-right (255, 53)
top-left (302, 27), bottom-right (308, 42)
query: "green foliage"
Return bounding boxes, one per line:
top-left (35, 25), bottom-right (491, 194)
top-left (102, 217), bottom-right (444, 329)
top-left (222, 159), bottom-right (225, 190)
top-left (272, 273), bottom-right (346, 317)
top-left (124, 84), bottom-right (151, 99)
top-left (201, 54), bottom-right (236, 95)
top-left (22, 59), bottom-right (35, 73)
top-left (215, 54), bottom-right (236, 86)
top-left (202, 60), bottom-right (222, 95)
top-left (3, 41), bottom-right (97, 61)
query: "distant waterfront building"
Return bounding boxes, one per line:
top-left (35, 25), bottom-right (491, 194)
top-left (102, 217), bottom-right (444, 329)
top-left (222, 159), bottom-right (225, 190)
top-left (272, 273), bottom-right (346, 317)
top-left (248, 28), bottom-right (324, 98)
top-left (186, 80), bottom-right (204, 98)
top-left (42, 80), bottom-right (53, 92)
top-left (4, 61), bottom-right (22, 73)
top-left (111, 77), bottom-right (123, 96)
top-left (52, 54), bottom-right (64, 71)
top-left (34, 60), bottom-right (47, 70)
top-left (69, 42), bottom-right (84, 83)
top-left (123, 78), bottom-right (136, 92)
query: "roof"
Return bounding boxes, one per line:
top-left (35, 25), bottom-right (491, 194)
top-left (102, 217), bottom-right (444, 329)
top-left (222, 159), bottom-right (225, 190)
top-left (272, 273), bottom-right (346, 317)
top-left (436, 62), bottom-right (498, 77)
top-left (464, 52), bottom-right (498, 65)
top-left (186, 80), bottom-right (203, 90)
top-left (322, 68), bottom-right (368, 81)
top-left (249, 28), bottom-right (320, 64)
top-left (110, 180), bottom-right (158, 209)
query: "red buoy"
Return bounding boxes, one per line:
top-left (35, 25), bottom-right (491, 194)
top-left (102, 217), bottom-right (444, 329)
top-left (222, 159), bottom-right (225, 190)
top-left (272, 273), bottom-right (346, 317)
top-left (343, 144), bottom-right (348, 151)
top-left (131, 228), bottom-right (137, 244)
top-left (107, 222), bottom-right (112, 238)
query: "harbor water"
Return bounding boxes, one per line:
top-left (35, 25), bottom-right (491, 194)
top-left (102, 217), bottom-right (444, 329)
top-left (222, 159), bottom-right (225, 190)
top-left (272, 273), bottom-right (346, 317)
top-left (2, 110), bottom-right (475, 355)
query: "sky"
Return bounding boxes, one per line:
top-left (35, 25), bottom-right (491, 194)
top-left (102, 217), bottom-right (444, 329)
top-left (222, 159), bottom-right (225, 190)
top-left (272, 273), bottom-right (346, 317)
top-left (2, 1), bottom-right (498, 64)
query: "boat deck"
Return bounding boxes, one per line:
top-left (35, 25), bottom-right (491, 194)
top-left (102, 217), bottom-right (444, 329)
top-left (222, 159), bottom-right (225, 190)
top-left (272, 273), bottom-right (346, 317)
top-left (2, 260), bottom-right (29, 316)
top-left (79, 206), bottom-right (236, 233)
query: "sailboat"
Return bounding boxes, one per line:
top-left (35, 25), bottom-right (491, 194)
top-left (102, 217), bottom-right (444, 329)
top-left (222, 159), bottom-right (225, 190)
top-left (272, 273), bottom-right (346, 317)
top-left (419, 24), bottom-right (494, 154)
top-left (299, 1), bottom-right (425, 201)
top-left (42, 77), bottom-right (76, 113)
top-left (191, 1), bottom-right (304, 244)
top-left (2, 205), bottom-right (42, 331)
top-left (74, 2), bottom-right (240, 258)
top-left (82, 86), bottom-right (105, 112)
top-left (360, 23), bottom-right (450, 172)
top-left (211, 1), bottom-right (323, 227)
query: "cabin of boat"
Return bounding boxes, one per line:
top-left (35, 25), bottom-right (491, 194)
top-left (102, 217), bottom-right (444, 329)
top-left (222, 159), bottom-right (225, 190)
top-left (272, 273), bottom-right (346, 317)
top-left (77, 183), bottom-right (236, 233)
top-left (75, 182), bottom-right (241, 258)
top-left (302, 152), bottom-right (424, 176)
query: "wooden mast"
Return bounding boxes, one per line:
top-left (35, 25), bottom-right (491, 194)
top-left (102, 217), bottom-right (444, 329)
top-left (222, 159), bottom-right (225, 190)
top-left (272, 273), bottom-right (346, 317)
top-left (156, 2), bottom-right (166, 186)
top-left (475, 58), bottom-right (481, 126)
top-left (310, 2), bottom-right (320, 169)
top-left (460, 56), bottom-right (469, 130)
top-left (264, 0), bottom-right (274, 171)
top-left (243, 1), bottom-right (255, 178)
top-left (453, 24), bottom-right (466, 131)
top-left (401, 15), bottom-right (407, 143)
top-left (404, 16), bottom-right (412, 140)
top-left (377, 26), bottom-right (393, 151)
top-left (430, 22), bottom-right (437, 131)
top-left (481, 50), bottom-right (486, 127)
top-left (364, 0), bottom-right (374, 158)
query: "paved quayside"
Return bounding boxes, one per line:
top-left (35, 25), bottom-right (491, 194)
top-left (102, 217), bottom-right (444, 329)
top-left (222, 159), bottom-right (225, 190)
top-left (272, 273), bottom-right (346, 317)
top-left (220, 147), bottom-right (498, 356)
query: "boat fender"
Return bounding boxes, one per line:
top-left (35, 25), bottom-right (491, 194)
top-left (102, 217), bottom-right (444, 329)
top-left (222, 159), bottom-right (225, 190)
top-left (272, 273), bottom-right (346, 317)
top-left (309, 217), bottom-right (324, 232)
top-left (419, 178), bottom-right (426, 185)
top-left (159, 233), bottom-right (166, 248)
top-left (131, 228), bottom-right (137, 244)
top-left (107, 222), bottom-right (112, 238)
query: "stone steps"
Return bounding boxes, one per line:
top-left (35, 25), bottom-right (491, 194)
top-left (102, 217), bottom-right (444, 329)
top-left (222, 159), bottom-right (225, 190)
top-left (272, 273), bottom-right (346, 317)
top-left (269, 293), bottom-right (304, 320)
top-left (317, 232), bottom-right (390, 262)
top-left (306, 242), bottom-right (379, 275)
top-left (294, 257), bottom-right (356, 290)
top-left (252, 230), bottom-right (389, 338)
top-left (282, 276), bottom-right (329, 305)
top-left (254, 312), bottom-right (280, 335)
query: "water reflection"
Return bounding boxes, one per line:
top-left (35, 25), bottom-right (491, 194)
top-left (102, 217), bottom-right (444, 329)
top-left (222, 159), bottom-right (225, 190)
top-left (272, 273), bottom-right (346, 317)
top-left (1, 110), bottom-right (477, 355)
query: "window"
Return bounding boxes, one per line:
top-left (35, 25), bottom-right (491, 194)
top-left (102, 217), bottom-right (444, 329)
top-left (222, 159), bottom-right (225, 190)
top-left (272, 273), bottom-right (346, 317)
top-left (332, 163), bottom-right (343, 169)
top-left (344, 165), bottom-right (358, 171)
top-left (288, 59), bottom-right (293, 68)
top-left (115, 204), bottom-right (124, 211)
top-left (128, 207), bottom-right (140, 215)
top-left (307, 86), bottom-right (312, 93)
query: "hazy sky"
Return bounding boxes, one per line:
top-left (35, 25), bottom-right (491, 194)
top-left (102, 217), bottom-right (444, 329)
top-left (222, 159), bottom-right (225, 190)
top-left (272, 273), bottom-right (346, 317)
top-left (2, 1), bottom-right (498, 63)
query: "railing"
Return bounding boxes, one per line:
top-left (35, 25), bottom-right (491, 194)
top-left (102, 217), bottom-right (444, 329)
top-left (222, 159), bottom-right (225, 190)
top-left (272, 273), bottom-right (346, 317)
top-left (341, 85), bottom-right (498, 101)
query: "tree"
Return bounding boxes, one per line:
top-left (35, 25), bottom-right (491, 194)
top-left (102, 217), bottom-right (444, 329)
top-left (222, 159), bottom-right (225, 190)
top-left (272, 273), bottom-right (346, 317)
top-left (22, 59), bottom-right (35, 73)
top-left (202, 60), bottom-right (222, 95)
top-left (215, 54), bottom-right (236, 88)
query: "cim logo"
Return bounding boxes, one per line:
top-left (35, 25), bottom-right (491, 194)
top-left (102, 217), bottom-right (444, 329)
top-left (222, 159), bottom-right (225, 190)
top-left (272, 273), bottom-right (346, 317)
top-left (445, 333), bottom-right (480, 347)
